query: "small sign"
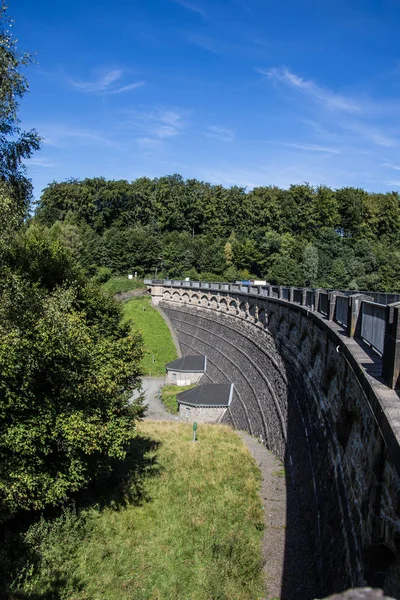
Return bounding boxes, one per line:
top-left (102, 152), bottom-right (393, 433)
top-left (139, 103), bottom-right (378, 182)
top-left (128, 274), bottom-right (133, 280)
top-left (192, 421), bottom-right (197, 443)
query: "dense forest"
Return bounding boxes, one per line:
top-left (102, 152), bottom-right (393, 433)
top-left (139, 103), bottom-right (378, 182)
top-left (35, 176), bottom-right (400, 291)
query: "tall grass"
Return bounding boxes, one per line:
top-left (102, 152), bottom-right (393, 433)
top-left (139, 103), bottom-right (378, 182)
top-left (122, 296), bottom-right (177, 375)
top-left (7, 422), bottom-right (264, 600)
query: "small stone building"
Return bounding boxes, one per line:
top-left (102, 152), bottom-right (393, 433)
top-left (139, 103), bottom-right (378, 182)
top-left (177, 383), bottom-right (234, 423)
top-left (165, 355), bottom-right (207, 386)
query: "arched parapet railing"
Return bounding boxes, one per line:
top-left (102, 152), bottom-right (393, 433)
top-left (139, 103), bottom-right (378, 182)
top-left (146, 279), bottom-right (400, 597)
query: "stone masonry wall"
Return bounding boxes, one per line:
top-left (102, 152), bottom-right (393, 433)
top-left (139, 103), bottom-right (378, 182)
top-left (154, 286), bottom-right (400, 599)
top-left (165, 370), bottom-right (203, 386)
top-left (178, 403), bottom-right (226, 423)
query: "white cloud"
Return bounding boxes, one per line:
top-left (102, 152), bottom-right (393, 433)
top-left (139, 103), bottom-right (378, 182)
top-left (108, 81), bottom-right (145, 94)
top-left (171, 0), bottom-right (205, 17)
top-left (24, 157), bottom-right (55, 168)
top-left (342, 122), bottom-right (398, 147)
top-left (206, 126), bottom-right (235, 142)
top-left (69, 69), bottom-right (144, 94)
top-left (259, 67), bottom-right (361, 112)
top-left (382, 161), bottom-right (400, 171)
top-left (284, 142), bottom-right (341, 154)
top-left (125, 108), bottom-right (189, 140)
top-left (40, 125), bottom-right (116, 147)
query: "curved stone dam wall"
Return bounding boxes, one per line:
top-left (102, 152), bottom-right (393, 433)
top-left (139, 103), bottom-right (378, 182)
top-left (149, 283), bottom-right (400, 598)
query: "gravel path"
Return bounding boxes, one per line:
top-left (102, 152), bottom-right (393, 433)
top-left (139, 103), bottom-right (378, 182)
top-left (134, 376), bottom-right (177, 421)
top-left (237, 431), bottom-right (316, 600)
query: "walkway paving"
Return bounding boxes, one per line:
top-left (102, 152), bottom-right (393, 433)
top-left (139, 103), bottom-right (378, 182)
top-left (137, 376), bottom-right (177, 421)
top-left (238, 431), bottom-right (316, 600)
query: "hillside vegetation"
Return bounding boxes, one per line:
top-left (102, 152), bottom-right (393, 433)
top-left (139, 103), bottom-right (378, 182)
top-left (34, 175), bottom-right (400, 292)
top-left (6, 422), bottom-right (264, 600)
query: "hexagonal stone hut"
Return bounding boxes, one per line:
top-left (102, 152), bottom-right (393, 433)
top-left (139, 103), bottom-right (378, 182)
top-left (177, 383), bottom-right (234, 423)
top-left (165, 355), bottom-right (207, 386)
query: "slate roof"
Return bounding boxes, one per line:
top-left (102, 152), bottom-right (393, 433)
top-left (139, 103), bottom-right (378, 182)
top-left (166, 355), bottom-right (207, 373)
top-left (177, 383), bottom-right (234, 407)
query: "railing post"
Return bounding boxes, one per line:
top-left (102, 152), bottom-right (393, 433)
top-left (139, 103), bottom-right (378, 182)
top-left (347, 294), bottom-right (372, 338)
top-left (314, 289), bottom-right (323, 312)
top-left (301, 288), bottom-right (307, 306)
top-left (382, 302), bottom-right (400, 389)
top-left (289, 287), bottom-right (294, 302)
top-left (328, 291), bottom-right (339, 320)
top-left (278, 286), bottom-right (283, 299)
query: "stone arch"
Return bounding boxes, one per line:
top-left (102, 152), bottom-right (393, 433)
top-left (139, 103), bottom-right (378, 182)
top-left (336, 408), bottom-right (359, 451)
top-left (172, 291), bottom-right (180, 302)
top-left (321, 365), bottom-right (336, 396)
top-left (249, 304), bottom-right (256, 320)
top-left (239, 301), bottom-right (247, 318)
top-left (258, 308), bottom-right (267, 326)
top-left (201, 295), bottom-right (208, 307)
top-left (191, 293), bottom-right (199, 304)
top-left (364, 544), bottom-right (397, 589)
top-left (220, 298), bottom-right (228, 312)
top-left (277, 314), bottom-right (285, 331)
top-left (163, 290), bottom-right (171, 300)
top-left (182, 293), bottom-right (190, 304)
top-left (229, 300), bottom-right (237, 315)
top-left (210, 296), bottom-right (218, 309)
top-left (310, 340), bottom-right (321, 367)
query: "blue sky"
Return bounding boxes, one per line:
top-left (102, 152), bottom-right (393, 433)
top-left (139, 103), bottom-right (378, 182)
top-left (11, 0), bottom-right (400, 199)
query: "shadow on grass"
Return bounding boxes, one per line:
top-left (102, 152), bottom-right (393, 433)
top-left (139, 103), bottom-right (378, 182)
top-left (0, 434), bottom-right (161, 600)
top-left (76, 434), bottom-right (162, 511)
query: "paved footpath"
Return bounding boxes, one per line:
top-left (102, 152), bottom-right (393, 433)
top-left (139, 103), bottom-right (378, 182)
top-left (136, 376), bottom-right (177, 421)
top-left (238, 431), bottom-right (316, 600)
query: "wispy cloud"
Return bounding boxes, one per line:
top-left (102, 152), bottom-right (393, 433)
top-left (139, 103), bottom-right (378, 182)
top-left (171, 0), bottom-right (205, 17)
top-left (341, 122), bottom-right (398, 147)
top-left (69, 69), bottom-right (144, 94)
top-left (259, 67), bottom-right (361, 112)
top-left (382, 161), bottom-right (400, 171)
top-left (189, 34), bottom-right (219, 53)
top-left (284, 142), bottom-right (341, 154)
top-left (41, 125), bottom-right (116, 148)
top-left (206, 125), bottom-right (235, 142)
top-left (123, 108), bottom-right (189, 140)
top-left (24, 157), bottom-right (55, 168)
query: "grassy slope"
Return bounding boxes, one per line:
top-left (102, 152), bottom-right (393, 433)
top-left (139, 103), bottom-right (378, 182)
top-left (161, 384), bottom-right (196, 414)
top-left (102, 277), bottom-right (146, 295)
top-left (122, 296), bottom-right (177, 376)
top-left (11, 422), bottom-right (264, 600)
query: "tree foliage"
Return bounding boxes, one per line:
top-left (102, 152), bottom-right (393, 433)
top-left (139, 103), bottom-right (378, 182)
top-left (0, 6), bottom-right (144, 520)
top-left (34, 175), bottom-right (400, 292)
top-left (0, 6), bottom-right (41, 214)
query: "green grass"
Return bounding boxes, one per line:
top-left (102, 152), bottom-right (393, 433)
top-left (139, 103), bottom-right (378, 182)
top-left (7, 422), bottom-right (265, 600)
top-left (161, 384), bottom-right (196, 414)
top-left (101, 276), bottom-right (146, 295)
top-left (122, 296), bottom-right (177, 376)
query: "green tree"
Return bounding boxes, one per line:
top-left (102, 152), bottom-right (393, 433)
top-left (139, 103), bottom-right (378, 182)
top-left (302, 243), bottom-right (319, 287)
top-left (0, 7), bottom-right (41, 213)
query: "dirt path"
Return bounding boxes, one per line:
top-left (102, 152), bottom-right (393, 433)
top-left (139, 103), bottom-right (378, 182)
top-left (237, 431), bottom-right (316, 600)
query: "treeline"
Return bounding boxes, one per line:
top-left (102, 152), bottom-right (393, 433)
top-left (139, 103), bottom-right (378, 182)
top-left (34, 174), bottom-right (400, 291)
